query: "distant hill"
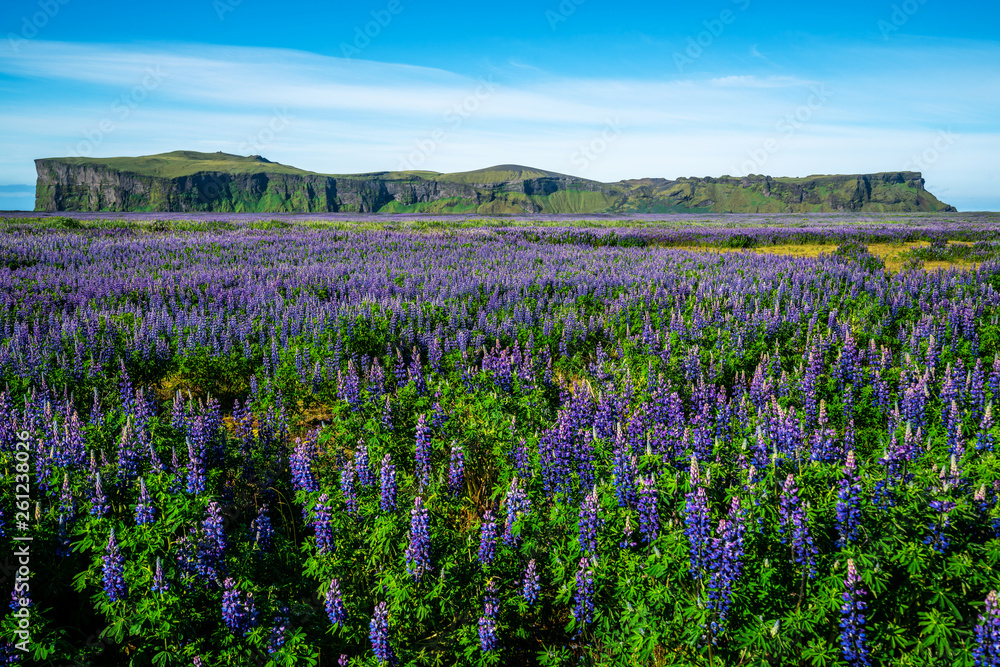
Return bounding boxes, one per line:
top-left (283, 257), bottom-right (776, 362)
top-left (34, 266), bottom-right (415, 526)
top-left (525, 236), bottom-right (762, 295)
top-left (34, 151), bottom-right (957, 214)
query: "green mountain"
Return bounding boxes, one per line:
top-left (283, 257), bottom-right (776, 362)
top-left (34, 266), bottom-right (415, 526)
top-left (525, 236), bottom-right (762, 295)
top-left (34, 151), bottom-right (957, 214)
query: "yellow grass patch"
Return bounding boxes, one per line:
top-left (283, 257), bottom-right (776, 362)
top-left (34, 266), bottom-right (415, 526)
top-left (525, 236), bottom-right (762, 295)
top-left (689, 241), bottom-right (978, 272)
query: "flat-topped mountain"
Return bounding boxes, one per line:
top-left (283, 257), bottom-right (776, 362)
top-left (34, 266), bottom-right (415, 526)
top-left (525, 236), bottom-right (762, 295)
top-left (34, 151), bottom-right (956, 214)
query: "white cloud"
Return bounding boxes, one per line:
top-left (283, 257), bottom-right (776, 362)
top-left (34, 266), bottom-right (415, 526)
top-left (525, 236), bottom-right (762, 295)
top-left (0, 39), bottom-right (997, 209)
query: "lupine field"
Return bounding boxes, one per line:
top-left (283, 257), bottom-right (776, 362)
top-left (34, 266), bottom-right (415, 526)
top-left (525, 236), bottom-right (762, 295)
top-left (3, 213), bottom-right (1000, 666)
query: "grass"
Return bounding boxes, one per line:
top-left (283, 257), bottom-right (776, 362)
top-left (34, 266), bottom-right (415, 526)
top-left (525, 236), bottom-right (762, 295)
top-left (691, 240), bottom-right (981, 271)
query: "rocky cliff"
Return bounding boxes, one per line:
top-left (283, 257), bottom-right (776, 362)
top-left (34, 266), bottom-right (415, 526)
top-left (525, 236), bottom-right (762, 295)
top-left (34, 151), bottom-right (957, 214)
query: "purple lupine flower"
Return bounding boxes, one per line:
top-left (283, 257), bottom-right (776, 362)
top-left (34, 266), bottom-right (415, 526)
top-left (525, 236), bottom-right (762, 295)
top-left (381, 394), bottom-right (393, 431)
top-left (325, 578), bottom-right (347, 625)
top-left (341, 462), bottom-right (358, 516)
top-left (479, 579), bottom-right (499, 652)
top-left (117, 417), bottom-right (141, 483)
top-left (250, 505), bottom-right (274, 552)
top-left (430, 394), bottom-right (448, 431)
top-left (836, 451), bottom-right (862, 548)
top-left (924, 499), bottom-right (955, 555)
top-left (978, 403), bottom-right (995, 452)
top-left (706, 497), bottom-right (746, 630)
top-left (611, 431), bottom-right (638, 507)
top-left (152, 557), bottom-right (168, 594)
top-left (840, 559), bottom-right (871, 667)
top-left (338, 654), bottom-right (350, 666)
top-left (221, 577), bottom-right (258, 636)
top-left (415, 414), bottom-right (432, 488)
top-left (370, 601), bottom-right (397, 665)
top-left (974, 590), bottom-right (1000, 667)
top-left (380, 453), bottom-right (397, 512)
top-left (573, 556), bottom-right (595, 625)
top-left (478, 510), bottom-right (498, 566)
top-left (523, 558), bottom-right (541, 606)
top-left (503, 476), bottom-right (530, 547)
top-left (186, 437), bottom-right (206, 495)
top-left (90, 471), bottom-right (109, 517)
top-left (405, 496), bottom-right (431, 580)
top-left (578, 489), bottom-right (600, 555)
top-left (684, 459), bottom-right (711, 577)
top-left (290, 434), bottom-right (319, 493)
top-left (313, 493), bottom-right (335, 555)
top-left (102, 528), bottom-right (127, 602)
top-left (638, 475), bottom-right (659, 543)
top-left (779, 474), bottom-right (817, 577)
top-left (267, 604), bottom-right (291, 655)
top-left (135, 477), bottom-right (156, 525)
top-left (59, 473), bottom-right (75, 519)
top-left (178, 500), bottom-right (227, 584)
top-left (448, 441), bottom-right (464, 497)
top-left (355, 439), bottom-right (375, 488)
top-left (56, 513), bottom-right (71, 558)
top-left (513, 438), bottom-right (531, 478)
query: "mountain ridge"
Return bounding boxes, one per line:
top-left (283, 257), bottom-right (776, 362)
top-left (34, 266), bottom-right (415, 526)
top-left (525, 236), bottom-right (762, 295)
top-left (34, 151), bottom-right (957, 214)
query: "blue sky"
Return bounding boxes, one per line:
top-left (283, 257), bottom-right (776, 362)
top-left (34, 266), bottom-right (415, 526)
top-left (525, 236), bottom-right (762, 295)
top-left (1, 0), bottom-right (998, 210)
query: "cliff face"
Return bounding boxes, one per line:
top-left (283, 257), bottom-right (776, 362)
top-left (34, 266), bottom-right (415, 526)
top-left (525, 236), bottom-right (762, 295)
top-left (35, 155), bottom-right (956, 214)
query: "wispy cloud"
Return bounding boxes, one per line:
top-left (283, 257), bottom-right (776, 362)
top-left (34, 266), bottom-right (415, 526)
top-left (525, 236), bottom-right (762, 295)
top-left (0, 39), bottom-right (997, 210)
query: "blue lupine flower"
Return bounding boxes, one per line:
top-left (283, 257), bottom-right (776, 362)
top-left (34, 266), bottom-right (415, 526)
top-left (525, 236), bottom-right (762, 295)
top-left (135, 477), bottom-right (156, 525)
top-left (578, 489), bottom-right (600, 555)
top-left (325, 578), bottom-right (347, 625)
top-left (102, 528), bottom-right (128, 602)
top-left (503, 476), bottom-right (530, 547)
top-left (90, 471), bottom-right (109, 518)
top-left (405, 496), bottom-right (431, 580)
top-left (290, 434), bottom-right (319, 493)
top-left (573, 556), bottom-right (595, 625)
top-left (638, 475), bottom-right (659, 543)
top-left (840, 559), bottom-right (871, 667)
top-left (186, 437), bottom-right (206, 495)
top-left (779, 474), bottom-right (817, 577)
top-left (370, 601), bottom-right (397, 665)
top-left (221, 577), bottom-right (258, 636)
top-left (313, 493), bottom-right (335, 555)
top-left (250, 505), bottom-right (274, 552)
top-left (685, 459), bottom-right (711, 577)
top-left (380, 453), bottom-right (397, 512)
top-left (341, 463), bottom-right (358, 516)
top-left (415, 414), bottom-right (432, 487)
top-left (924, 499), bottom-right (956, 555)
top-left (479, 579), bottom-right (499, 652)
top-left (523, 558), bottom-right (541, 606)
top-left (611, 432), bottom-right (638, 508)
top-left (478, 510), bottom-right (498, 566)
top-left (267, 604), bottom-right (291, 654)
top-left (706, 497), bottom-right (746, 631)
top-left (448, 442), bottom-right (464, 498)
top-left (836, 451), bottom-right (862, 548)
top-left (355, 439), bottom-right (375, 488)
top-left (152, 557), bottom-right (168, 594)
top-left (974, 590), bottom-right (1000, 667)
